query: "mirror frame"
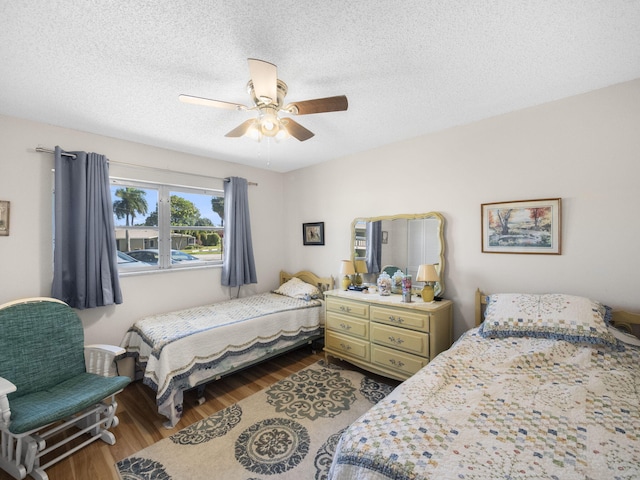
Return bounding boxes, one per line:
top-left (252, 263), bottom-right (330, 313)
top-left (351, 211), bottom-right (446, 296)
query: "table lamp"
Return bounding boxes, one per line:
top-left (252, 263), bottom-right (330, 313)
top-left (416, 264), bottom-right (439, 302)
top-left (354, 260), bottom-right (368, 286)
top-left (340, 260), bottom-right (356, 290)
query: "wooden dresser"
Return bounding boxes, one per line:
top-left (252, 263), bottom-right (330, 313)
top-left (323, 289), bottom-right (453, 381)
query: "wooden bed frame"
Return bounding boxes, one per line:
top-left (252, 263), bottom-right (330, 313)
top-left (475, 288), bottom-right (640, 336)
top-left (280, 270), bottom-right (334, 293)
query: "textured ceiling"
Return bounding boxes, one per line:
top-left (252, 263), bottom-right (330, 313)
top-left (2, 1), bottom-right (640, 172)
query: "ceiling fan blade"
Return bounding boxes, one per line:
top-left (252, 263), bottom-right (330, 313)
top-left (225, 119), bottom-right (256, 137)
top-left (179, 94), bottom-right (246, 110)
top-left (247, 58), bottom-right (278, 105)
top-left (285, 95), bottom-right (348, 115)
top-left (282, 118), bottom-right (315, 141)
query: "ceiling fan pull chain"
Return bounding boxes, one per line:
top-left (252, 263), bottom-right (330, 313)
top-left (266, 137), bottom-right (271, 168)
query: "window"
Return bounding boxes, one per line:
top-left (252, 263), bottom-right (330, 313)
top-left (111, 178), bottom-right (224, 271)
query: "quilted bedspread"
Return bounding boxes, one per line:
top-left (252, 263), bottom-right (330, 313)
top-left (121, 292), bottom-right (323, 426)
top-left (329, 328), bottom-right (640, 479)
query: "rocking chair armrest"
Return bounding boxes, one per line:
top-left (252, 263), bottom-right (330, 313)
top-left (0, 377), bottom-right (16, 396)
top-left (84, 344), bottom-right (126, 377)
top-left (0, 377), bottom-right (17, 427)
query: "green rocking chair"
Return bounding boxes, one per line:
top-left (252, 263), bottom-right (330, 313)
top-left (0, 297), bottom-right (130, 480)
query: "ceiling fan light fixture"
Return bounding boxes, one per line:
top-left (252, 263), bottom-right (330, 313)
top-left (261, 120), bottom-right (277, 135)
top-left (258, 109), bottom-right (282, 137)
top-left (275, 127), bottom-right (290, 142)
top-left (246, 121), bottom-right (263, 141)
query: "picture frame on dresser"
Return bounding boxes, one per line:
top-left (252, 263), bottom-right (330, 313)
top-left (481, 198), bottom-right (561, 254)
top-left (303, 222), bottom-right (324, 245)
top-left (0, 200), bottom-right (9, 236)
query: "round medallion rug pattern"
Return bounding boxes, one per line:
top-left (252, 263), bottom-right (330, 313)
top-left (235, 417), bottom-right (310, 474)
top-left (265, 364), bottom-right (357, 420)
top-left (116, 360), bottom-right (394, 479)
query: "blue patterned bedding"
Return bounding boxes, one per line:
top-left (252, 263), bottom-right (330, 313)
top-left (121, 292), bottom-right (323, 427)
top-left (329, 328), bottom-right (640, 479)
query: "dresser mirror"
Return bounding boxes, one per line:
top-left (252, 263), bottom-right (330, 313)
top-left (351, 212), bottom-right (445, 297)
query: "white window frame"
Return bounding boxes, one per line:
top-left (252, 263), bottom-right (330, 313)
top-left (111, 177), bottom-right (224, 273)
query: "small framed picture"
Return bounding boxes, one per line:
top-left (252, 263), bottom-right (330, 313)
top-left (381, 231), bottom-right (389, 244)
top-left (303, 222), bottom-right (324, 246)
top-left (481, 198), bottom-right (561, 254)
top-left (0, 200), bottom-right (9, 236)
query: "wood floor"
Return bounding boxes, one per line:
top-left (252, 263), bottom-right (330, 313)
top-left (0, 348), bottom-right (325, 480)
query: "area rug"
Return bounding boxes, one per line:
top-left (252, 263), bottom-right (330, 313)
top-left (116, 359), bottom-right (395, 479)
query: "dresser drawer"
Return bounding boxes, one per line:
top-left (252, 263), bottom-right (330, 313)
top-left (325, 330), bottom-right (370, 362)
top-left (370, 305), bottom-right (429, 332)
top-left (326, 296), bottom-right (369, 319)
top-left (371, 323), bottom-right (429, 357)
top-left (371, 344), bottom-right (428, 377)
top-left (326, 312), bottom-right (369, 340)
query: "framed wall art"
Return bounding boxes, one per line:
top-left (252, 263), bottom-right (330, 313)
top-left (303, 222), bottom-right (324, 246)
top-left (0, 200), bottom-right (9, 236)
top-left (481, 198), bottom-right (561, 254)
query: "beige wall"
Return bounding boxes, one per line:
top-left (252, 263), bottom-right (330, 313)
top-left (1, 78), bottom-right (639, 345)
top-left (0, 115), bottom-right (285, 345)
top-left (283, 78), bottom-right (640, 340)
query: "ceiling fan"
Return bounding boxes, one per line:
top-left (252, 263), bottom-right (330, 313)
top-left (179, 58), bottom-right (348, 142)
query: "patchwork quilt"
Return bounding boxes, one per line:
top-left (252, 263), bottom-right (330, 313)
top-left (121, 292), bottom-right (323, 426)
top-left (329, 328), bottom-right (640, 479)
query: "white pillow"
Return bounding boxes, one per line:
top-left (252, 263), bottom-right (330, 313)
top-left (273, 277), bottom-right (322, 301)
top-left (479, 293), bottom-right (620, 349)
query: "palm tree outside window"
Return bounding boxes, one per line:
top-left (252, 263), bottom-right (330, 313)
top-left (113, 187), bottom-right (148, 251)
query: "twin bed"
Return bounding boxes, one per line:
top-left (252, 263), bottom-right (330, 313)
top-left (121, 270), bottom-right (333, 427)
top-left (328, 290), bottom-right (640, 479)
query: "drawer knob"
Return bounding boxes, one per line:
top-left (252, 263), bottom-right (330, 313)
top-left (388, 336), bottom-right (404, 345)
top-left (340, 305), bottom-right (352, 313)
top-left (388, 315), bottom-right (404, 324)
top-left (388, 358), bottom-right (405, 368)
top-left (340, 323), bottom-right (352, 331)
top-left (339, 343), bottom-right (352, 351)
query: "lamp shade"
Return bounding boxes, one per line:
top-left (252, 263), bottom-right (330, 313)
top-left (354, 260), bottom-right (368, 273)
top-left (340, 260), bottom-right (356, 276)
top-left (416, 264), bottom-right (439, 283)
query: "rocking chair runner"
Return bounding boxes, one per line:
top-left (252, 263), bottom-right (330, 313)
top-left (0, 297), bottom-right (131, 480)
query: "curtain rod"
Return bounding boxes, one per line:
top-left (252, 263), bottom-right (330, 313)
top-left (36, 146), bottom-right (77, 158)
top-left (34, 146), bottom-right (258, 186)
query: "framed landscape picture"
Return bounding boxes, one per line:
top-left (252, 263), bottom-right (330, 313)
top-left (0, 200), bottom-right (9, 236)
top-left (481, 198), bottom-right (561, 254)
top-left (303, 222), bottom-right (324, 246)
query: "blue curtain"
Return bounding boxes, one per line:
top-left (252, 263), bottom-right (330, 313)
top-left (366, 220), bottom-right (382, 274)
top-left (52, 146), bottom-right (122, 309)
top-left (221, 177), bottom-right (257, 287)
